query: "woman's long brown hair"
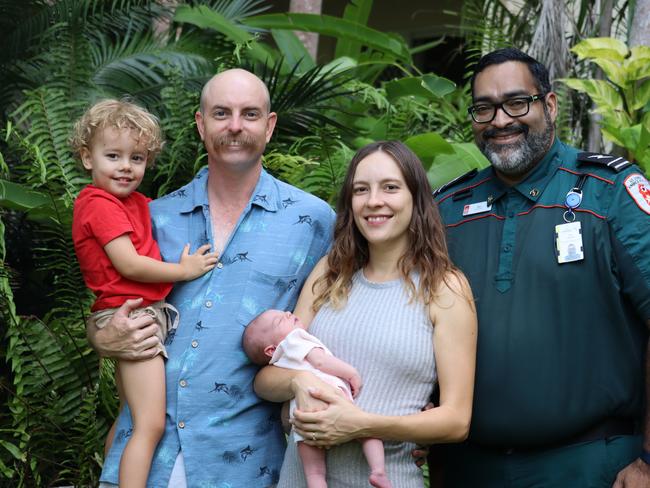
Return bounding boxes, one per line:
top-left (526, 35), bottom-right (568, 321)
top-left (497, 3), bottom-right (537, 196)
top-left (312, 140), bottom-right (458, 311)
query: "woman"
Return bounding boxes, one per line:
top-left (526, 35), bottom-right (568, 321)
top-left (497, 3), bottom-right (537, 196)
top-left (255, 140), bottom-right (477, 487)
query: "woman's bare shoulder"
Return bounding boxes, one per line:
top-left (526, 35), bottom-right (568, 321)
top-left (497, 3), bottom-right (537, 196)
top-left (429, 270), bottom-right (476, 318)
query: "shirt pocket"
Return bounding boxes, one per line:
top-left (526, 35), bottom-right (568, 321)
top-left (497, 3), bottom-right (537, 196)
top-left (235, 268), bottom-right (302, 327)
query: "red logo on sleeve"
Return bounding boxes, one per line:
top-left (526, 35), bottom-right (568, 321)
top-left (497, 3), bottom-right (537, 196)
top-left (624, 173), bottom-right (650, 214)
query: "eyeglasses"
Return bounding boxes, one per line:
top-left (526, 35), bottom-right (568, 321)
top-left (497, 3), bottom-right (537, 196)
top-left (468, 94), bottom-right (545, 123)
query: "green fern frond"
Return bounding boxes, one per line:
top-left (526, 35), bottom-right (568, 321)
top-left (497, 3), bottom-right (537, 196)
top-left (58, 384), bottom-right (107, 486)
top-left (9, 88), bottom-right (87, 204)
top-left (278, 133), bottom-right (353, 205)
top-left (153, 67), bottom-right (205, 197)
top-left (5, 310), bottom-right (100, 483)
top-left (263, 150), bottom-right (318, 186)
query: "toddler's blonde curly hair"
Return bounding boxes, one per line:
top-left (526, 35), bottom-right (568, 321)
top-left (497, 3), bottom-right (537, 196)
top-left (70, 99), bottom-right (163, 167)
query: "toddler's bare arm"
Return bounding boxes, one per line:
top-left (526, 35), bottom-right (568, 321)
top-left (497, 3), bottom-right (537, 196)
top-left (104, 235), bottom-right (217, 282)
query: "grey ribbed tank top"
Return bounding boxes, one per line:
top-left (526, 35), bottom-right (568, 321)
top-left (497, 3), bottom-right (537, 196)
top-left (277, 270), bottom-right (436, 487)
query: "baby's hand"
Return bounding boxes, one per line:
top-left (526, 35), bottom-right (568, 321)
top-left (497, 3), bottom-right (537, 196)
top-left (348, 370), bottom-right (362, 398)
top-left (179, 243), bottom-right (218, 280)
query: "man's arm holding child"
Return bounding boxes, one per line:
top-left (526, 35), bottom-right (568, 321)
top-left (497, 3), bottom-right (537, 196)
top-left (86, 298), bottom-right (160, 360)
top-left (305, 348), bottom-right (362, 397)
top-left (104, 235), bottom-right (217, 282)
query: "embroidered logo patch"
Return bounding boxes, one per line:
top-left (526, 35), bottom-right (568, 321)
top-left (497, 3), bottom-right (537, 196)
top-left (624, 173), bottom-right (650, 214)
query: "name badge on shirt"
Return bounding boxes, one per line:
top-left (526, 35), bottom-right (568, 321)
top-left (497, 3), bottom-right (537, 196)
top-left (555, 221), bottom-right (584, 264)
top-left (463, 201), bottom-right (492, 216)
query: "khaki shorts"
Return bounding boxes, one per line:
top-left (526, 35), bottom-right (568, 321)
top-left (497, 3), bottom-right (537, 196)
top-left (87, 301), bottom-right (178, 358)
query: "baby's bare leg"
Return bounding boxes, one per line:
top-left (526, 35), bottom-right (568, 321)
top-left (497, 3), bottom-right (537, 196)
top-left (361, 438), bottom-right (392, 488)
top-left (118, 356), bottom-right (166, 488)
top-left (298, 440), bottom-right (328, 488)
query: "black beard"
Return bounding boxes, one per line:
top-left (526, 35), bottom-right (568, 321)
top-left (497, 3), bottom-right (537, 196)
top-left (478, 115), bottom-right (553, 177)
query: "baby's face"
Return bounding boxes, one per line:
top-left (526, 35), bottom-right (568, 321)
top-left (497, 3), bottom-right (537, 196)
top-left (262, 310), bottom-right (303, 344)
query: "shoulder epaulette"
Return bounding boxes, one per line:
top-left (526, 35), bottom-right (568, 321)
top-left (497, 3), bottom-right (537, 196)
top-left (577, 152), bottom-right (632, 172)
top-left (432, 168), bottom-right (478, 198)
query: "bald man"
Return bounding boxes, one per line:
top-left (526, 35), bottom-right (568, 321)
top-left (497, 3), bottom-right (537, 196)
top-left (91, 69), bottom-right (335, 487)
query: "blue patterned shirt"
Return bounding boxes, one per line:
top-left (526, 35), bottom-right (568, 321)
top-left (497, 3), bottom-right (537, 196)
top-left (100, 167), bottom-right (335, 487)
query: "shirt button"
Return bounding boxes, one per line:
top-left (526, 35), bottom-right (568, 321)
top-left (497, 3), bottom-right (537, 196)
top-left (205, 300), bottom-right (212, 308)
top-left (180, 379), bottom-right (187, 387)
top-left (217, 262), bottom-right (224, 269)
top-left (191, 340), bottom-right (199, 348)
top-left (178, 421), bottom-right (185, 429)
top-left (503, 244), bottom-right (511, 252)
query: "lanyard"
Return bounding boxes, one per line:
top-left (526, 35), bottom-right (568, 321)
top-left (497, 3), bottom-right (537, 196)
top-left (563, 174), bottom-right (588, 223)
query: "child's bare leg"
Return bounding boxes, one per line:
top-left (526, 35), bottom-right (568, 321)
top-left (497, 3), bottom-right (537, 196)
top-left (360, 438), bottom-right (392, 488)
top-left (298, 440), bottom-right (328, 488)
top-left (118, 356), bottom-right (166, 488)
top-left (105, 367), bottom-right (126, 457)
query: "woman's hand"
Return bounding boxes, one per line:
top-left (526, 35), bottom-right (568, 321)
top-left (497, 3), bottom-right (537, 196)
top-left (290, 371), bottom-right (337, 412)
top-left (292, 387), bottom-right (370, 448)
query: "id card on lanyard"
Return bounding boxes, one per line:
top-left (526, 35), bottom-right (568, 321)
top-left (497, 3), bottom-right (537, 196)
top-left (555, 175), bottom-right (587, 264)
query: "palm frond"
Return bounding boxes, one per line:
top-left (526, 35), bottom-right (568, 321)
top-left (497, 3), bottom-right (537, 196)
top-left (89, 28), bottom-right (213, 107)
top-left (258, 59), bottom-right (358, 143)
top-left (200, 0), bottom-right (270, 23)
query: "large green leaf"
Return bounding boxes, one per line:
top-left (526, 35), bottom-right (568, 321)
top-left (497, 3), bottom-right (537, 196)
top-left (385, 75), bottom-right (456, 102)
top-left (617, 124), bottom-right (641, 152)
top-left (421, 74), bottom-right (457, 98)
top-left (0, 179), bottom-right (49, 210)
top-left (271, 29), bottom-right (315, 71)
top-left (427, 143), bottom-right (490, 190)
top-left (174, 4), bottom-right (275, 64)
top-left (322, 56), bottom-right (358, 74)
top-left (571, 37), bottom-right (628, 62)
top-left (625, 54), bottom-right (650, 82)
top-left (244, 13), bottom-right (411, 63)
top-left (335, 0), bottom-right (373, 60)
top-left (632, 79), bottom-right (650, 111)
top-left (561, 78), bottom-right (623, 111)
top-left (0, 179), bottom-right (63, 222)
top-left (590, 59), bottom-right (628, 88)
top-left (404, 132), bottom-right (454, 170)
top-left (601, 127), bottom-right (626, 147)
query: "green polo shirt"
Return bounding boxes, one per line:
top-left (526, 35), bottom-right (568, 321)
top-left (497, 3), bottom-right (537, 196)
top-left (436, 138), bottom-right (650, 448)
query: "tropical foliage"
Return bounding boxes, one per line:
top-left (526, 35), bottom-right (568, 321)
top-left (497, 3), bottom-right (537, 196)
top-left (1, 0), bottom-right (643, 485)
top-left (561, 37), bottom-right (650, 172)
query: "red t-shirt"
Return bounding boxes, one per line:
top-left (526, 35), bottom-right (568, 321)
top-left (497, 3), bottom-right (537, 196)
top-left (72, 185), bottom-right (173, 311)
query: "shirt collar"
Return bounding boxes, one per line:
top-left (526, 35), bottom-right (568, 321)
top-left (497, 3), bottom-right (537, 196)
top-left (178, 167), bottom-right (279, 214)
top-left (249, 169), bottom-right (280, 212)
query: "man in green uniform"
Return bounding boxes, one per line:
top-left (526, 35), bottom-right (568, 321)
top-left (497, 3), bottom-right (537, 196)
top-left (434, 48), bottom-right (650, 487)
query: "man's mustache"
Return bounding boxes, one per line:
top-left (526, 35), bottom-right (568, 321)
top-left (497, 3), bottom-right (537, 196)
top-left (214, 135), bottom-right (255, 146)
top-left (483, 125), bottom-right (529, 139)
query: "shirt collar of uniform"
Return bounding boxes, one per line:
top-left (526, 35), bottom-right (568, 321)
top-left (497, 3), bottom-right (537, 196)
top-left (512, 137), bottom-right (563, 202)
top-left (177, 166), bottom-right (280, 214)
